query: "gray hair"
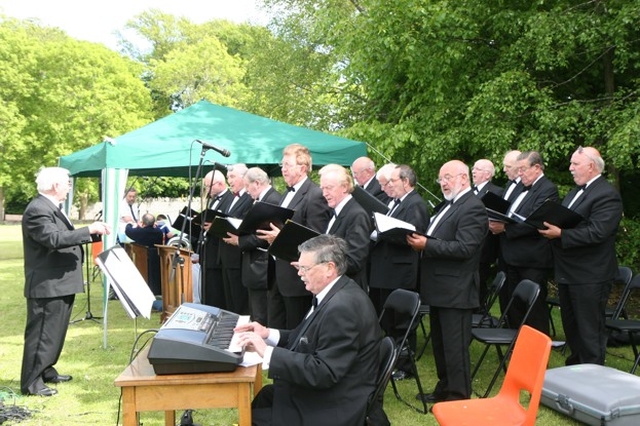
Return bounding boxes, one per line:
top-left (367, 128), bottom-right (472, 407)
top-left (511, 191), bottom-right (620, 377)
top-left (36, 167), bottom-right (70, 192)
top-left (298, 234), bottom-right (348, 275)
top-left (245, 167), bottom-right (270, 185)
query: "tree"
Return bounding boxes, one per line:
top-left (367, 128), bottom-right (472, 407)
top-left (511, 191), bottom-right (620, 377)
top-left (0, 17), bottom-right (153, 216)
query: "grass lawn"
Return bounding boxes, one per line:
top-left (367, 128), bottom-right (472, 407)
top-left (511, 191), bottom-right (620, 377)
top-left (0, 223), bottom-right (636, 425)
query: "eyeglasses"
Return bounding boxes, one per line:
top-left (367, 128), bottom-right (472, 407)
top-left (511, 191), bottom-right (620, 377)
top-left (280, 162), bottom-right (300, 170)
top-left (436, 173), bottom-right (463, 184)
top-left (385, 177), bottom-right (402, 187)
top-left (296, 262), bottom-right (327, 274)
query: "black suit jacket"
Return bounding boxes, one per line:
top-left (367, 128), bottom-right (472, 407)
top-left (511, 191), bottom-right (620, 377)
top-left (327, 197), bottom-right (372, 288)
top-left (275, 178), bottom-right (331, 297)
top-left (22, 195), bottom-right (94, 298)
top-left (364, 178), bottom-right (391, 204)
top-left (369, 190), bottom-right (430, 290)
top-left (268, 275), bottom-right (381, 426)
top-left (552, 176), bottom-right (622, 284)
top-left (124, 224), bottom-right (163, 248)
top-left (500, 176), bottom-right (559, 268)
top-left (421, 190), bottom-right (488, 308)
top-left (476, 181), bottom-right (503, 264)
top-left (239, 188), bottom-right (282, 289)
top-left (219, 192), bottom-right (254, 268)
top-left (200, 190), bottom-right (234, 269)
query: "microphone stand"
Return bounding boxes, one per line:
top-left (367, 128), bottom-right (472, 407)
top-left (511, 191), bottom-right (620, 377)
top-left (71, 240), bottom-right (102, 324)
top-left (169, 144), bottom-right (217, 292)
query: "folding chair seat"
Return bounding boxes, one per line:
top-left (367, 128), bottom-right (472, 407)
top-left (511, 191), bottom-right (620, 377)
top-left (471, 279), bottom-right (540, 398)
top-left (433, 325), bottom-right (552, 426)
top-left (472, 271), bottom-right (506, 329)
top-left (606, 274), bottom-right (640, 374)
top-left (365, 336), bottom-right (397, 426)
top-left (378, 289), bottom-right (428, 413)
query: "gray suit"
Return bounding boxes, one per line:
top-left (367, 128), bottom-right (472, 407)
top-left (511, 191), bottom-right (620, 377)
top-left (21, 194), bottom-right (95, 394)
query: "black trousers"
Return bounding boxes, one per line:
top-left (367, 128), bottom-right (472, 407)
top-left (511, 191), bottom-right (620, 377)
top-left (430, 306), bottom-right (473, 401)
top-left (559, 281), bottom-right (612, 365)
top-left (504, 266), bottom-right (550, 336)
top-left (202, 267), bottom-right (225, 309)
top-left (222, 267), bottom-right (249, 315)
top-left (21, 294), bottom-right (75, 394)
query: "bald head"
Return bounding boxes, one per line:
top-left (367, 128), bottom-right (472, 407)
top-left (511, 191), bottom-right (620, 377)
top-left (472, 159), bottom-right (495, 186)
top-left (437, 160), bottom-right (470, 201)
top-left (570, 146), bottom-right (605, 186)
top-left (351, 156), bottom-right (376, 186)
top-left (503, 150), bottom-right (522, 180)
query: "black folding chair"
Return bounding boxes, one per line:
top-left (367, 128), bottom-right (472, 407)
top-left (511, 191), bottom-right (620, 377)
top-left (606, 274), bottom-right (640, 374)
top-left (379, 289), bottom-right (428, 413)
top-left (472, 271), bottom-right (506, 328)
top-left (365, 336), bottom-right (397, 426)
top-left (470, 279), bottom-right (540, 398)
top-left (414, 304), bottom-right (431, 360)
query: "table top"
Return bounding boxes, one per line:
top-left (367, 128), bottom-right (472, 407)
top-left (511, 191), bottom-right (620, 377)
top-left (115, 346), bottom-right (259, 388)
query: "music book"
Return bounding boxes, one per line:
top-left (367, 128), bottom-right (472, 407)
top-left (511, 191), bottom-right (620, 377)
top-left (209, 215), bottom-right (243, 238)
top-left (352, 186), bottom-right (390, 216)
top-left (373, 212), bottom-right (416, 245)
top-left (236, 201), bottom-right (294, 234)
top-left (523, 199), bottom-right (584, 230)
top-left (192, 208), bottom-right (229, 226)
top-left (171, 206), bottom-right (200, 235)
top-left (95, 246), bottom-right (155, 319)
top-left (268, 219), bottom-right (320, 262)
top-left (480, 191), bottom-right (518, 224)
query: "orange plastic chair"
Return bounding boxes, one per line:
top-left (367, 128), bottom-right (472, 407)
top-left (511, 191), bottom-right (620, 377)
top-left (432, 325), bottom-right (552, 426)
top-left (91, 239), bottom-right (104, 281)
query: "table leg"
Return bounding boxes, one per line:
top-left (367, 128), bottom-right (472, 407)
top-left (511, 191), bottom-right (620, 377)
top-left (164, 410), bottom-right (175, 426)
top-left (238, 383), bottom-right (252, 426)
top-left (121, 388), bottom-right (137, 426)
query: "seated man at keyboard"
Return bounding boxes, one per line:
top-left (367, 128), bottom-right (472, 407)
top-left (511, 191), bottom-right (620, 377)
top-left (235, 234), bottom-right (382, 426)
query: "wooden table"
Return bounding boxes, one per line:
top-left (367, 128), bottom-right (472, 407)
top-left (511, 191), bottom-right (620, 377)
top-left (115, 346), bottom-right (262, 426)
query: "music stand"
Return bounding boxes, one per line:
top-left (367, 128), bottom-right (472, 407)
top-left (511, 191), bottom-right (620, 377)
top-left (71, 241), bottom-right (102, 324)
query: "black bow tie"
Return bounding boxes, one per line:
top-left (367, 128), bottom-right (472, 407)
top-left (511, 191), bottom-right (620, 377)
top-left (522, 184), bottom-right (532, 191)
top-left (312, 296), bottom-right (318, 309)
top-left (286, 186), bottom-right (295, 192)
top-left (577, 184), bottom-right (586, 191)
top-left (213, 195), bottom-right (222, 201)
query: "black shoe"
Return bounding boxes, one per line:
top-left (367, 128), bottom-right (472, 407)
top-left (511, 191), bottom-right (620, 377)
top-left (27, 387), bottom-right (58, 397)
top-left (45, 374), bottom-right (72, 383)
top-left (416, 392), bottom-right (444, 403)
top-left (392, 370), bottom-right (413, 381)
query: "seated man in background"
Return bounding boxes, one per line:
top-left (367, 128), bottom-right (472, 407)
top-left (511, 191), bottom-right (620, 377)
top-left (125, 213), bottom-right (163, 297)
top-left (235, 235), bottom-right (382, 426)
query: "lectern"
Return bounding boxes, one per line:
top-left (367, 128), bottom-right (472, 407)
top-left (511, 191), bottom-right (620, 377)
top-left (156, 245), bottom-right (193, 322)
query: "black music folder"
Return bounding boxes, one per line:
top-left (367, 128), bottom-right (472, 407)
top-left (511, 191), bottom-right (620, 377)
top-left (209, 216), bottom-right (243, 238)
top-left (172, 206), bottom-right (200, 234)
top-left (373, 212), bottom-right (416, 245)
top-left (268, 219), bottom-right (320, 262)
top-left (481, 191), bottom-right (518, 224)
top-left (236, 202), bottom-right (294, 234)
top-left (524, 199), bottom-right (584, 230)
top-left (192, 209), bottom-right (229, 226)
top-left (352, 186), bottom-right (390, 215)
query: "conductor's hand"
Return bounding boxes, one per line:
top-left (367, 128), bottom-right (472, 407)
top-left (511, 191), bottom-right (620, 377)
top-left (88, 222), bottom-right (111, 235)
top-left (234, 321), bottom-right (270, 339)
top-left (256, 223), bottom-right (280, 244)
top-left (407, 233), bottom-right (426, 251)
top-left (237, 332), bottom-right (267, 357)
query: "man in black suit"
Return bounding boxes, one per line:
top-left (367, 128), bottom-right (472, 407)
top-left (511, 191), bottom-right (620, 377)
top-left (236, 235), bottom-right (381, 426)
top-left (369, 164), bottom-right (429, 380)
top-left (21, 167), bottom-right (110, 396)
top-left (408, 160), bottom-right (488, 402)
top-left (319, 164), bottom-right (372, 289)
top-left (257, 144), bottom-right (331, 329)
top-left (351, 156), bottom-right (391, 204)
top-left (471, 159), bottom-right (504, 308)
top-left (199, 169), bottom-right (233, 308)
top-left (489, 151), bottom-right (558, 335)
top-left (540, 146), bottom-right (623, 365)
top-left (219, 164), bottom-right (253, 314)
top-left (125, 213), bottom-right (164, 295)
top-left (229, 167), bottom-right (281, 325)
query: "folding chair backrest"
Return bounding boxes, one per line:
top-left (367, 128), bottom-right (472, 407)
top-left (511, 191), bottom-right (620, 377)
top-left (500, 325), bottom-right (552, 425)
top-left (484, 271), bottom-right (506, 312)
top-left (379, 289), bottom-right (421, 347)
top-left (368, 336), bottom-right (398, 408)
top-left (497, 279), bottom-right (540, 329)
top-left (611, 270), bottom-right (638, 320)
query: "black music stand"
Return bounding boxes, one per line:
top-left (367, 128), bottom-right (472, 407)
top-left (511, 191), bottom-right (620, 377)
top-left (71, 241), bottom-right (102, 324)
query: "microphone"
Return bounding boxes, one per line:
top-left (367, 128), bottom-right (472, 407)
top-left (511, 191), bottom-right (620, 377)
top-left (195, 140), bottom-right (231, 157)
